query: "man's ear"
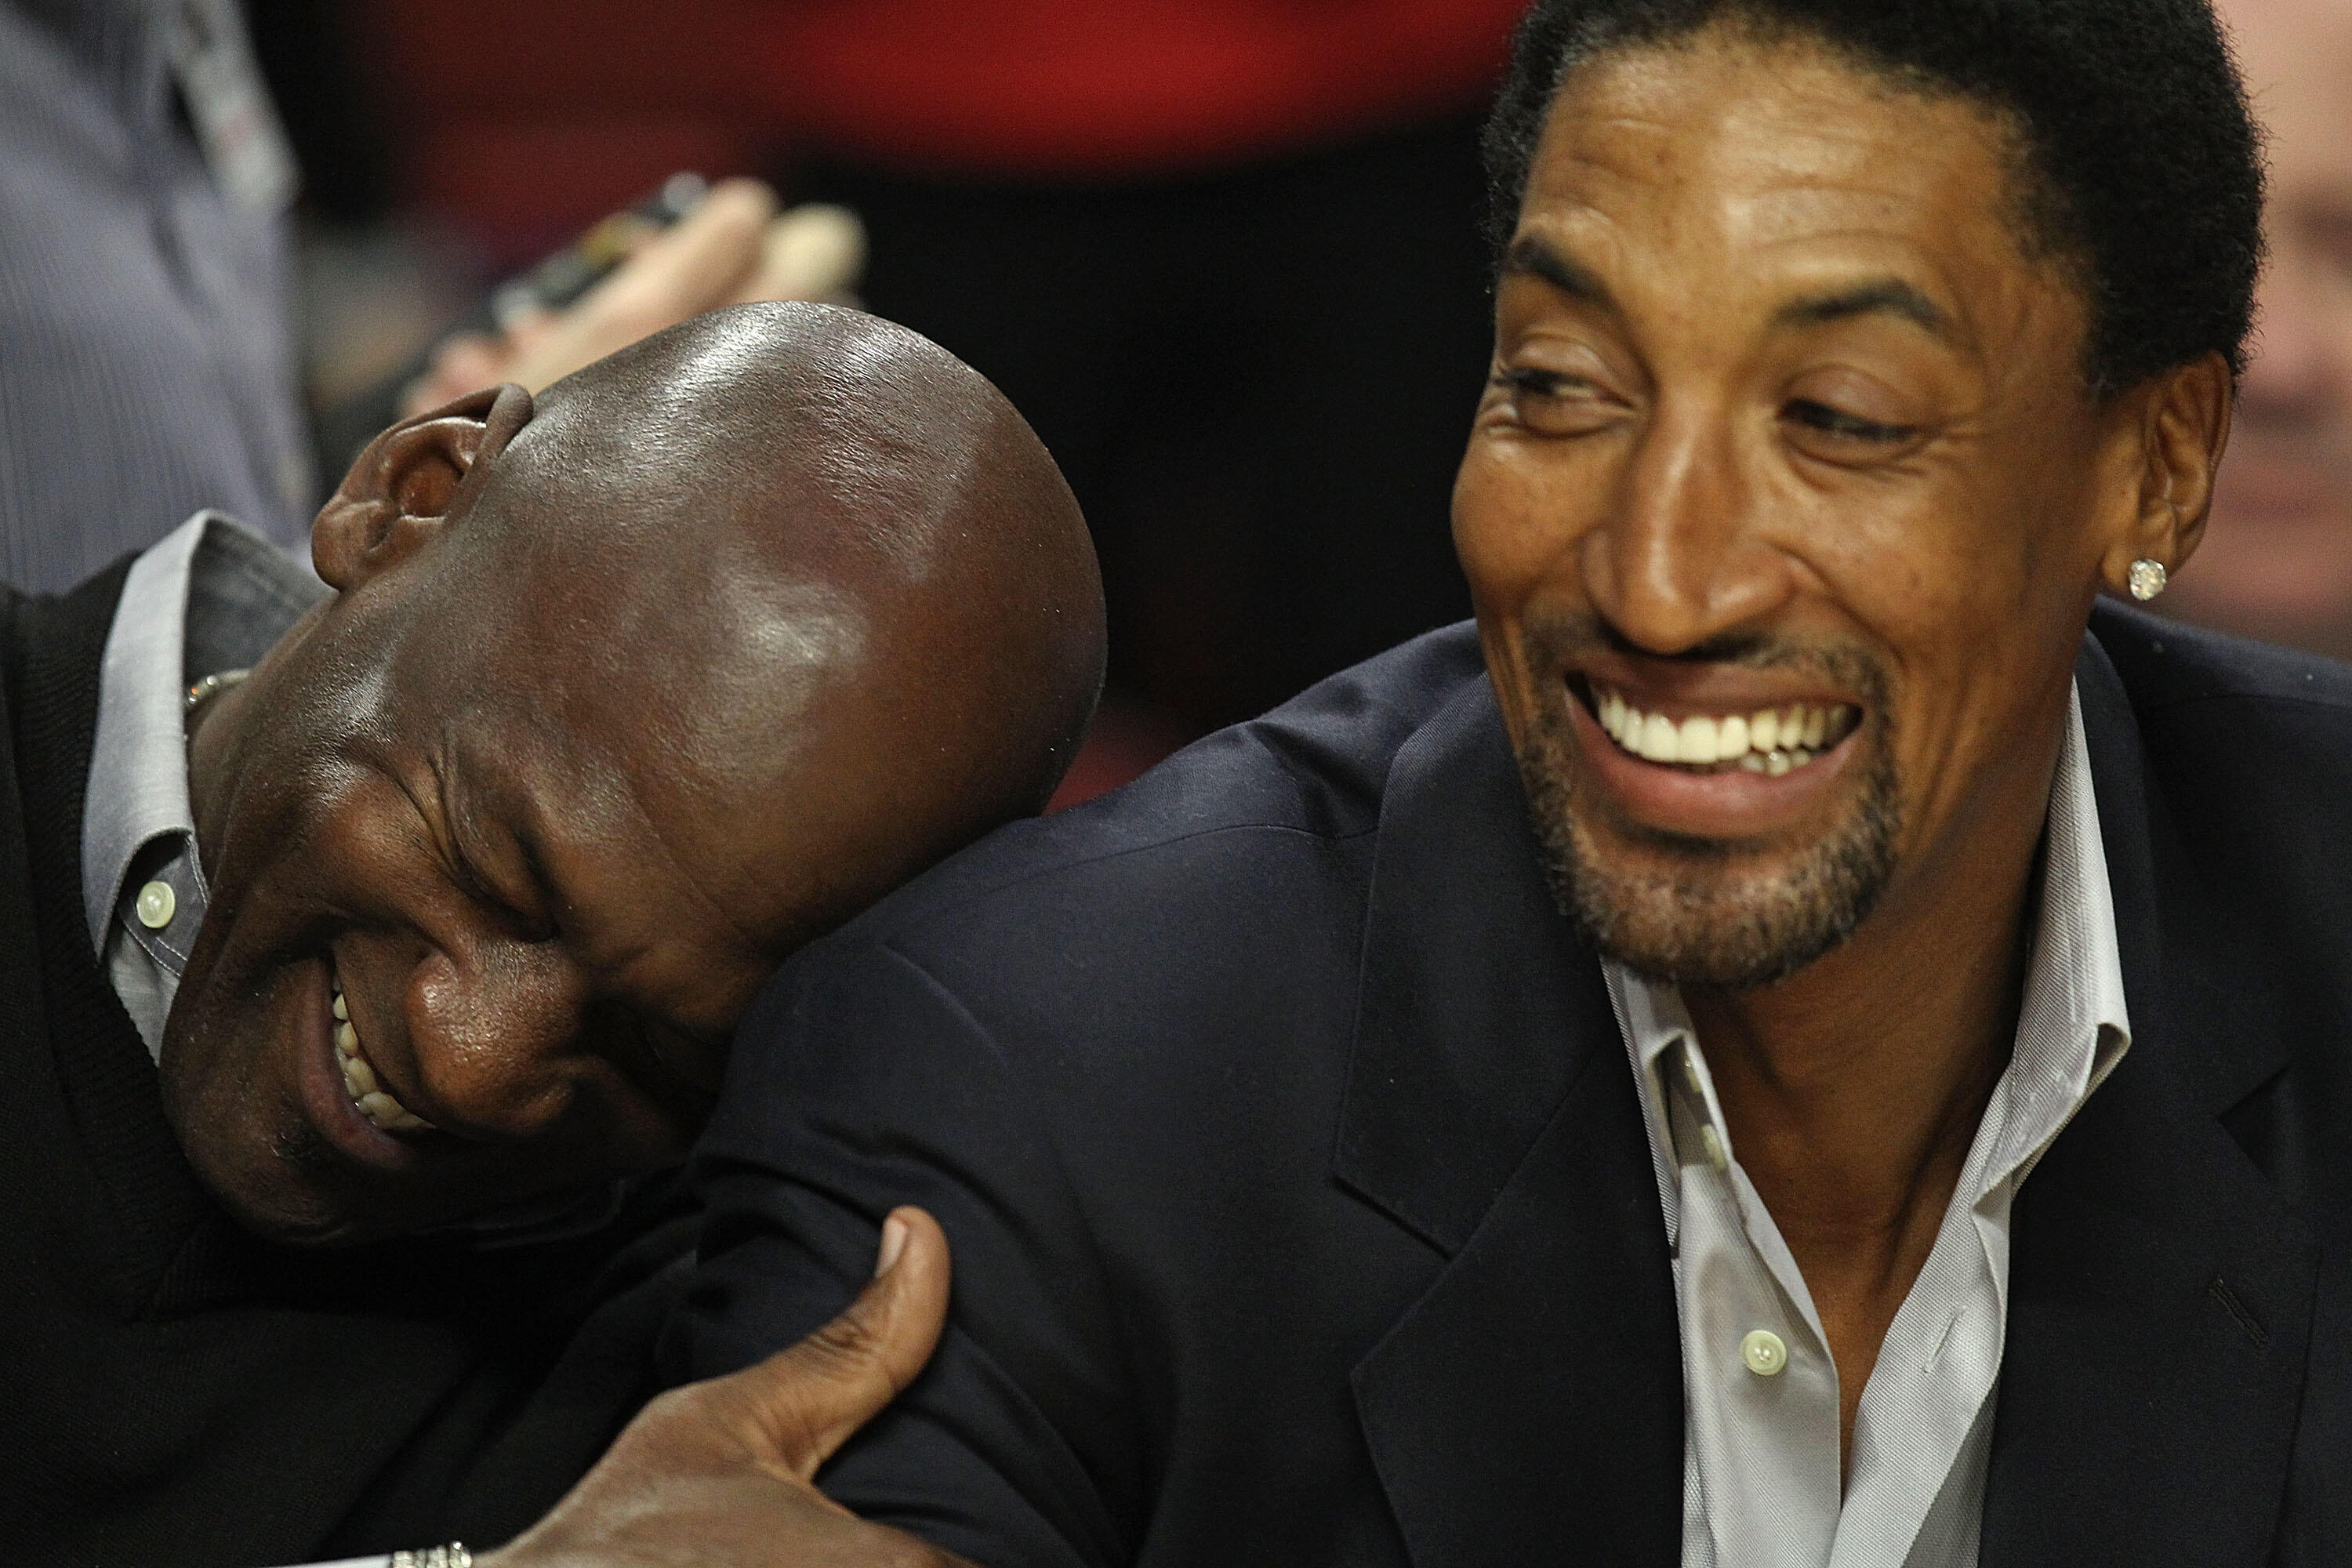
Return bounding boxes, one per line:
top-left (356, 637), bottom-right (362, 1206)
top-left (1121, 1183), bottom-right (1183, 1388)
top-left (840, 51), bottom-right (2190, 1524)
top-left (2100, 351), bottom-right (2234, 597)
top-left (312, 383), bottom-right (535, 591)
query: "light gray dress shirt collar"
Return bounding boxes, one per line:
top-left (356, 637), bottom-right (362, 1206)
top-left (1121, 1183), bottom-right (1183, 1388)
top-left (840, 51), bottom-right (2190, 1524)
top-left (1605, 681), bottom-right (2130, 1568)
top-left (85, 514), bottom-right (395, 1568)
top-left (83, 509), bottom-right (323, 1058)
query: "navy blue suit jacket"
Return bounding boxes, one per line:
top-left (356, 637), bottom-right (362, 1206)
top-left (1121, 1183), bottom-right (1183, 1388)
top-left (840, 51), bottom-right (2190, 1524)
top-left (673, 608), bottom-right (2352, 1566)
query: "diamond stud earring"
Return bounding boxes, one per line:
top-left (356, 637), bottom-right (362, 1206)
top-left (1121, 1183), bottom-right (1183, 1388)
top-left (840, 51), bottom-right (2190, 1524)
top-left (2127, 559), bottom-right (2168, 601)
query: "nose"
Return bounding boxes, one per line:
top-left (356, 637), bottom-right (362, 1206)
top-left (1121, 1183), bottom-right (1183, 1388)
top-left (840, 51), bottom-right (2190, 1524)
top-left (405, 938), bottom-right (586, 1139)
top-left (1581, 397), bottom-right (1791, 652)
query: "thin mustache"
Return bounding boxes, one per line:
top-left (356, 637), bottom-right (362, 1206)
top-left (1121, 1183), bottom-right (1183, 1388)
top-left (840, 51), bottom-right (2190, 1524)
top-left (1520, 611), bottom-right (1890, 698)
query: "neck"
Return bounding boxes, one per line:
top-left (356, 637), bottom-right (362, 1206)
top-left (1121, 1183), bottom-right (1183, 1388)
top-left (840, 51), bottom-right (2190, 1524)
top-left (1680, 681), bottom-right (2071, 1456)
top-left (185, 679), bottom-right (251, 882)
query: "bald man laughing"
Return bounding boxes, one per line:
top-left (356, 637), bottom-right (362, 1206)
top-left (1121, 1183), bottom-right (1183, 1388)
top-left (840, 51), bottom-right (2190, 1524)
top-left (1, 303), bottom-right (1102, 1567)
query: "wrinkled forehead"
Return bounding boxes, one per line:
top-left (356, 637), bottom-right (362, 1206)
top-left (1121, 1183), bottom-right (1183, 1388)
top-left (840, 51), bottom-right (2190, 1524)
top-left (1522, 32), bottom-right (2066, 344)
top-left (1536, 31), bottom-right (2017, 236)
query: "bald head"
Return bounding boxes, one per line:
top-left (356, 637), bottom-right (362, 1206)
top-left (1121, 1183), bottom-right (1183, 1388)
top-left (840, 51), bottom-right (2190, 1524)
top-left (443, 303), bottom-right (1108, 948)
top-left (166, 303), bottom-right (1103, 1242)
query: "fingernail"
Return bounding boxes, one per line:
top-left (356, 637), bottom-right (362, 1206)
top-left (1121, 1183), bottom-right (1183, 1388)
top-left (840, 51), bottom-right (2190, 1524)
top-left (874, 1215), bottom-right (909, 1279)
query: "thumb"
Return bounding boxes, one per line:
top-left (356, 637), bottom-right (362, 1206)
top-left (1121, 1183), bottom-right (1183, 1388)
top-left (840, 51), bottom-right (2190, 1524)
top-left (707, 1205), bottom-right (953, 1480)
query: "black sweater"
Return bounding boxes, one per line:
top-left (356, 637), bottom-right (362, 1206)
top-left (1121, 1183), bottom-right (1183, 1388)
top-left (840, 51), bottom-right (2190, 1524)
top-left (0, 564), bottom-right (690, 1566)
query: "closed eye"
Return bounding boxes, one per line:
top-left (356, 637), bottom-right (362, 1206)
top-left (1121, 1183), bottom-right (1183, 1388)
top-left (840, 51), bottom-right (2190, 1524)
top-left (1783, 398), bottom-right (1918, 445)
top-left (1495, 368), bottom-right (1599, 398)
top-left (436, 780), bottom-right (557, 942)
top-left (449, 840), bottom-right (556, 942)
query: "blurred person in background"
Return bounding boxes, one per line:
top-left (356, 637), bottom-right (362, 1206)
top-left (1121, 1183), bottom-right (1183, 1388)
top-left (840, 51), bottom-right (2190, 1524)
top-left (764, 0), bottom-right (1530, 734)
top-left (0, 0), bottom-right (855, 595)
top-left (0, 0), bottom-right (312, 590)
top-left (2163, 0), bottom-right (2352, 656)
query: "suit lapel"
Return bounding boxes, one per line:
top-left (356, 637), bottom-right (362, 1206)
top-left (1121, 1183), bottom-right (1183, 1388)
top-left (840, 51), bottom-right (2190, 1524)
top-left (1982, 634), bottom-right (2317, 1566)
top-left (1337, 681), bottom-right (1682, 1566)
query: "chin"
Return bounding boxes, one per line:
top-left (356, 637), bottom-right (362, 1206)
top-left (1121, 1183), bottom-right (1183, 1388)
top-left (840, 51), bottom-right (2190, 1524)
top-left (161, 1000), bottom-right (353, 1249)
top-left (1517, 722), bottom-right (1904, 990)
top-left (1563, 829), bottom-right (1884, 989)
top-left (165, 1083), bottom-right (355, 1245)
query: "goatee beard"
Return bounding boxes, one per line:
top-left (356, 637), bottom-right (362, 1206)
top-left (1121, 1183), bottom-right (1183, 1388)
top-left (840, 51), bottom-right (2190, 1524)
top-left (1513, 615), bottom-right (1901, 990)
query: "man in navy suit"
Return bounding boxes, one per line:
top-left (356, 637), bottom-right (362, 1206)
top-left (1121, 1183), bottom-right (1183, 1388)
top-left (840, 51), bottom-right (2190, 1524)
top-left (671, 0), bottom-right (2352, 1562)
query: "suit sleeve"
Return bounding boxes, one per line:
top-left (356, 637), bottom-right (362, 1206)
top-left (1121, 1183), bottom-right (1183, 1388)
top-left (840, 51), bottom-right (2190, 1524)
top-left (667, 938), bottom-right (1144, 1568)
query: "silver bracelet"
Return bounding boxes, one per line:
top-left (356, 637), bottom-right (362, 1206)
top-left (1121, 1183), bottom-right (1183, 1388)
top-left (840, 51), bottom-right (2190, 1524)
top-left (389, 1547), bottom-right (471, 1568)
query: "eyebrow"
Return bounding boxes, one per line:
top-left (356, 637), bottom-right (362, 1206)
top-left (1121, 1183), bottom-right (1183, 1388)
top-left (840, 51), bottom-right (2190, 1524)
top-left (1500, 234), bottom-right (1618, 310)
top-left (1503, 234), bottom-right (1954, 345)
top-left (1772, 279), bottom-right (1952, 341)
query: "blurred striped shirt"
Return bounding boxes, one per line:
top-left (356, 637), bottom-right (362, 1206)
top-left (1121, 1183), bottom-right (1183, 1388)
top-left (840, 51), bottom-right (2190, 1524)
top-left (0, 0), bottom-right (310, 593)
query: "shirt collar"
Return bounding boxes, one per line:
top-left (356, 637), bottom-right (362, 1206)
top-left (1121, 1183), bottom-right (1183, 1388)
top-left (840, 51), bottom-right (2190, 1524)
top-left (1606, 679), bottom-right (2132, 1235)
top-left (82, 510), bottom-right (324, 956)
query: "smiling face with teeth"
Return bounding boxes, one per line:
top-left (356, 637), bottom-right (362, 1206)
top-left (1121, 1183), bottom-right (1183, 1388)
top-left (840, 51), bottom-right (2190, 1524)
top-left (155, 309), bottom-right (1105, 1246)
top-left (1454, 24), bottom-right (2230, 989)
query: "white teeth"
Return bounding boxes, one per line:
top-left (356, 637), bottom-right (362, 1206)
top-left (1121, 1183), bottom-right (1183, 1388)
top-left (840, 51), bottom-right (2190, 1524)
top-left (330, 978), bottom-right (434, 1134)
top-left (1590, 685), bottom-right (1856, 775)
top-left (1600, 688), bottom-right (1627, 738)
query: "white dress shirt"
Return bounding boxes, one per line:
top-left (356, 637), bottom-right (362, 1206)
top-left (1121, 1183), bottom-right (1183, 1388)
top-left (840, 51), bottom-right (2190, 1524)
top-left (1606, 683), bottom-right (2131, 1568)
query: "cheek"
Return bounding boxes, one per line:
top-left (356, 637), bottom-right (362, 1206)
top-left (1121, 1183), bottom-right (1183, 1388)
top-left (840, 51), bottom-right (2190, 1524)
top-left (1790, 441), bottom-right (2092, 673)
top-left (216, 757), bottom-right (405, 935)
top-left (1817, 516), bottom-right (2084, 845)
top-left (1813, 521), bottom-right (1978, 658)
top-left (1453, 430), bottom-right (1606, 618)
top-left (629, 935), bottom-right (772, 1043)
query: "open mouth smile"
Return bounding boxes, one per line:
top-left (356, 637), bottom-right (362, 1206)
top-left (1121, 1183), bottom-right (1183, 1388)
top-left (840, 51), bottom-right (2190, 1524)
top-left (1561, 670), bottom-right (1869, 841)
top-left (330, 973), bottom-right (434, 1135)
top-left (1589, 682), bottom-right (1860, 775)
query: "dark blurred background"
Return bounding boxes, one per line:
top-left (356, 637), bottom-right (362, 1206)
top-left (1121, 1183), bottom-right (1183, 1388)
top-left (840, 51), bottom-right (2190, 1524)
top-left (249, 0), bottom-right (1530, 797)
top-left (15, 0), bottom-right (2347, 802)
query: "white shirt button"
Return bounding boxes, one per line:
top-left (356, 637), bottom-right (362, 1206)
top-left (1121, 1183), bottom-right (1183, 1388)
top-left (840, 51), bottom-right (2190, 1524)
top-left (1741, 1328), bottom-right (1788, 1377)
top-left (135, 880), bottom-right (176, 929)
